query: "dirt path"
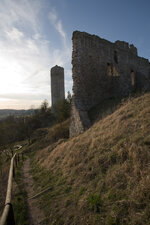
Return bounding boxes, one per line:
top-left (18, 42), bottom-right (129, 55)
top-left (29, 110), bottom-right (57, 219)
top-left (22, 157), bottom-right (45, 225)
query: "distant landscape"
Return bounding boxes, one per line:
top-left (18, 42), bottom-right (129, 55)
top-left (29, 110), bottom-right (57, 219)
top-left (0, 109), bottom-right (35, 120)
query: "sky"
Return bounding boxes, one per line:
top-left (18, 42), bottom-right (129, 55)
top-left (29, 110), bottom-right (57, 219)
top-left (0, 0), bottom-right (149, 109)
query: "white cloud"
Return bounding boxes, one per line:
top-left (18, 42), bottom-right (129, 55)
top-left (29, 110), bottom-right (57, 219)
top-left (0, 0), bottom-right (41, 33)
top-left (0, 0), bottom-right (72, 109)
top-left (56, 20), bottom-right (66, 39)
top-left (48, 8), bottom-right (67, 41)
top-left (6, 27), bottom-right (24, 41)
top-left (48, 9), bottom-right (57, 23)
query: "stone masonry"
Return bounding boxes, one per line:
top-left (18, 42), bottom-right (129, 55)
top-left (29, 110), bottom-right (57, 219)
top-left (70, 31), bottom-right (150, 137)
top-left (51, 65), bottom-right (65, 109)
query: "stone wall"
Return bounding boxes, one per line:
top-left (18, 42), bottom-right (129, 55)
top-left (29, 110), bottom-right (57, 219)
top-left (51, 65), bottom-right (65, 109)
top-left (70, 31), bottom-right (150, 136)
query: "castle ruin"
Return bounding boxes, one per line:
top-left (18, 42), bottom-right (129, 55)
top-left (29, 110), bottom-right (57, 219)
top-left (51, 65), bottom-right (65, 109)
top-left (70, 31), bottom-right (150, 136)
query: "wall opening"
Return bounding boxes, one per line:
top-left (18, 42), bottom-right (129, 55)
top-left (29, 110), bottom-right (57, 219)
top-left (107, 63), bottom-right (112, 76)
top-left (113, 66), bottom-right (118, 76)
top-left (131, 70), bottom-right (135, 86)
top-left (114, 51), bottom-right (118, 64)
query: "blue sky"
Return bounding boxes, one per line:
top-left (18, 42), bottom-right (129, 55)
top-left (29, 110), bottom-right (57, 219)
top-left (0, 0), bottom-right (149, 109)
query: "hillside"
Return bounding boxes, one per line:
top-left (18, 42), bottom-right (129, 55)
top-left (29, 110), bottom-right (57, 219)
top-left (30, 93), bottom-right (150, 225)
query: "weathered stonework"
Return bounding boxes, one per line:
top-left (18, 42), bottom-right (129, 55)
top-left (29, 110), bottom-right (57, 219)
top-left (70, 31), bottom-right (150, 136)
top-left (51, 65), bottom-right (65, 109)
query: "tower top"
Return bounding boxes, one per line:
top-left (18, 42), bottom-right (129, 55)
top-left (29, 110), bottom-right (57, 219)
top-left (51, 65), bottom-right (64, 72)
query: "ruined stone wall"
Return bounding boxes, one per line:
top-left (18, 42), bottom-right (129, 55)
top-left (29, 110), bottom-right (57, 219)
top-left (70, 31), bottom-right (150, 136)
top-left (51, 65), bottom-right (65, 108)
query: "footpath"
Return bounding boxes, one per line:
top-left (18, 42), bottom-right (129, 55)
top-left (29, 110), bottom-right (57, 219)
top-left (22, 157), bottom-right (45, 225)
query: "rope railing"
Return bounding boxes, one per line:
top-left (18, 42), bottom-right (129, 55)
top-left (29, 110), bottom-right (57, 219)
top-left (0, 153), bottom-right (22, 225)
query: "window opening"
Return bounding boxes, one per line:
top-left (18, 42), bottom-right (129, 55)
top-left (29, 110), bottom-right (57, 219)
top-left (131, 70), bottom-right (135, 86)
top-left (113, 66), bottom-right (118, 76)
top-left (107, 63), bottom-right (112, 76)
top-left (114, 51), bottom-right (118, 64)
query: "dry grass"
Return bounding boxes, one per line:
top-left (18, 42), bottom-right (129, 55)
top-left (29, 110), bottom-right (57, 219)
top-left (33, 93), bottom-right (150, 225)
top-left (27, 119), bottom-right (69, 153)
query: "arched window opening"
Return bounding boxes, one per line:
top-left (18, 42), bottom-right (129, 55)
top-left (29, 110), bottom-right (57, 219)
top-left (113, 66), bottom-right (118, 76)
top-left (107, 63), bottom-right (112, 76)
top-left (114, 51), bottom-right (118, 64)
top-left (131, 70), bottom-right (135, 86)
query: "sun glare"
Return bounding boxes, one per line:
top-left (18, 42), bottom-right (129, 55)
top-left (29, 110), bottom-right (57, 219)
top-left (0, 57), bottom-right (24, 93)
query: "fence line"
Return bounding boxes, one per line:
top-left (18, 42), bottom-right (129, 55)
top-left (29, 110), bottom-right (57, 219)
top-left (0, 153), bottom-right (20, 225)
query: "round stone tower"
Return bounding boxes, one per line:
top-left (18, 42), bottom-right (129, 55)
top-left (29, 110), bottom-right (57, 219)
top-left (50, 65), bottom-right (65, 108)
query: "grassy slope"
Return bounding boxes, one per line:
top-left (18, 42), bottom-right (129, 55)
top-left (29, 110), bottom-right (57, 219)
top-left (32, 93), bottom-right (150, 225)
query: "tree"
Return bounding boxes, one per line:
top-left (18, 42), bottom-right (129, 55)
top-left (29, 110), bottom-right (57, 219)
top-left (66, 91), bottom-right (72, 104)
top-left (54, 92), bottom-right (72, 122)
top-left (40, 99), bottom-right (49, 114)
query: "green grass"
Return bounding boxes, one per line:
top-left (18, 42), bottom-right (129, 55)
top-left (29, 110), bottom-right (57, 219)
top-left (87, 193), bottom-right (102, 212)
